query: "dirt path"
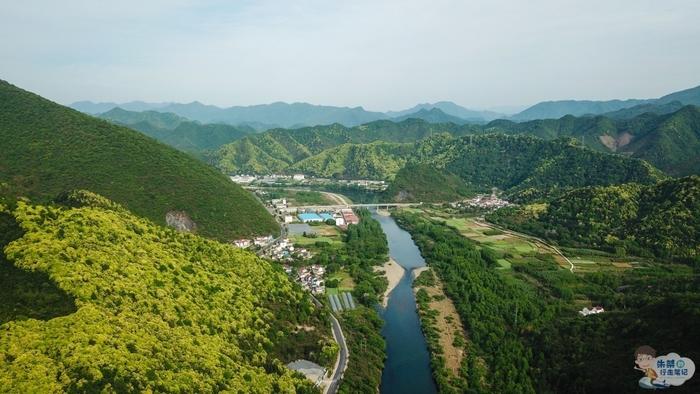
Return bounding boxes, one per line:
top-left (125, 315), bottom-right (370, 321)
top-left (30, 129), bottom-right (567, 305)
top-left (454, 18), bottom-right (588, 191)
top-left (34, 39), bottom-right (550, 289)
top-left (476, 219), bottom-right (575, 273)
top-left (319, 191), bottom-right (351, 205)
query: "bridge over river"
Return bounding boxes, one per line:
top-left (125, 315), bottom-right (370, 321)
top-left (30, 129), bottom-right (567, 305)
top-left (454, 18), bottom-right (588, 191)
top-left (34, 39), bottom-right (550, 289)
top-left (294, 202), bottom-right (422, 210)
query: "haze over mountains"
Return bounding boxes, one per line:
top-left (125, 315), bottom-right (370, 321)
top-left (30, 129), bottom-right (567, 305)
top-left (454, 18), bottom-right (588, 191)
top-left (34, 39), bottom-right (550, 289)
top-left (512, 84), bottom-right (700, 120)
top-left (72, 84), bottom-right (700, 128)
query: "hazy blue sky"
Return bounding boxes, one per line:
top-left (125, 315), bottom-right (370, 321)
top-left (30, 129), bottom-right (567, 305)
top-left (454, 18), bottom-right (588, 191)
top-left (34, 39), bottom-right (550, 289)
top-left (2, 0), bottom-right (699, 112)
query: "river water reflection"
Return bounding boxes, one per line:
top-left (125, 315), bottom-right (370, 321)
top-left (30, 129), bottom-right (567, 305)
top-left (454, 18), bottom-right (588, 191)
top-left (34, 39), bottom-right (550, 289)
top-left (373, 212), bottom-right (437, 394)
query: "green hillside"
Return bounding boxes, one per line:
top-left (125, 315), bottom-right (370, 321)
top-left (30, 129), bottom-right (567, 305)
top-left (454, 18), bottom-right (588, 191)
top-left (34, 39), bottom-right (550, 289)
top-left (489, 105), bottom-right (700, 176)
top-left (99, 108), bottom-right (254, 157)
top-left (0, 80), bottom-right (278, 240)
top-left (100, 107), bottom-right (188, 130)
top-left (488, 176), bottom-right (700, 261)
top-left (415, 134), bottom-right (663, 201)
top-left (213, 119), bottom-right (471, 174)
top-left (213, 106), bottom-right (700, 179)
top-left (385, 163), bottom-right (471, 202)
top-left (289, 133), bottom-right (661, 201)
top-left (290, 142), bottom-right (413, 180)
top-left (0, 192), bottom-right (329, 392)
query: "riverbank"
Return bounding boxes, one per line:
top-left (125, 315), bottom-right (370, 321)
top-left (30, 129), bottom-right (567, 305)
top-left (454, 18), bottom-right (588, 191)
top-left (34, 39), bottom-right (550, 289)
top-left (375, 258), bottom-right (405, 308)
top-left (412, 266), bottom-right (429, 280)
top-left (413, 268), bottom-right (467, 376)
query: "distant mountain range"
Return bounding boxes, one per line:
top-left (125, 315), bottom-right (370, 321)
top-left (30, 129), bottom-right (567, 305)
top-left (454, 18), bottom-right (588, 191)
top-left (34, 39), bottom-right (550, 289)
top-left (72, 84), bottom-right (700, 128)
top-left (385, 101), bottom-right (504, 121)
top-left (72, 99), bottom-right (505, 128)
top-left (512, 84), bottom-right (700, 121)
top-left (71, 100), bottom-right (173, 114)
top-left (390, 108), bottom-right (474, 124)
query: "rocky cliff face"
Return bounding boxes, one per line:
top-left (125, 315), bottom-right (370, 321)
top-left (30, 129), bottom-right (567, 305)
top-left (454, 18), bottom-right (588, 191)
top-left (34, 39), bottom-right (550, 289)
top-left (166, 211), bottom-right (197, 232)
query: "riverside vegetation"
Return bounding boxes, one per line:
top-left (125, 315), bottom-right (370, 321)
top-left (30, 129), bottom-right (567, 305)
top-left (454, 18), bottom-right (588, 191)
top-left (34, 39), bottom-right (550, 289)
top-left (304, 209), bottom-right (389, 393)
top-left (393, 210), bottom-right (699, 393)
top-left (487, 176), bottom-right (700, 263)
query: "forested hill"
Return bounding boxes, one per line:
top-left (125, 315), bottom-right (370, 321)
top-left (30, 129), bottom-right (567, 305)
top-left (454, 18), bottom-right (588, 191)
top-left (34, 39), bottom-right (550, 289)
top-left (99, 107), bottom-right (189, 130)
top-left (229, 130), bottom-right (662, 202)
top-left (99, 108), bottom-right (254, 158)
top-left (488, 176), bottom-right (700, 261)
top-left (213, 106), bottom-right (700, 178)
top-left (485, 105), bottom-right (700, 176)
top-left (0, 80), bottom-right (278, 240)
top-left (0, 192), bottom-right (329, 392)
top-left (213, 119), bottom-right (473, 174)
top-left (411, 134), bottom-right (664, 201)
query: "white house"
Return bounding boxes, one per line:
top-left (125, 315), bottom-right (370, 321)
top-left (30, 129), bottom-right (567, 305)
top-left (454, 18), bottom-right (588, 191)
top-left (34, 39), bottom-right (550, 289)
top-left (579, 306), bottom-right (605, 316)
top-left (233, 239), bottom-right (252, 248)
top-left (292, 174), bottom-right (305, 181)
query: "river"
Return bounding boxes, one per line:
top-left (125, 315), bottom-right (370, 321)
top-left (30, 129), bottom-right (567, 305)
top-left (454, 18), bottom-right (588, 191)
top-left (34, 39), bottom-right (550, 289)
top-left (373, 212), bottom-right (437, 394)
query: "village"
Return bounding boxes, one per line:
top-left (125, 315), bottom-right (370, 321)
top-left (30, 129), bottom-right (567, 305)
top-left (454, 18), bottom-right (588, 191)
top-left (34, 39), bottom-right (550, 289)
top-left (230, 173), bottom-right (388, 191)
top-left (450, 192), bottom-right (512, 210)
top-left (230, 191), bottom-right (362, 299)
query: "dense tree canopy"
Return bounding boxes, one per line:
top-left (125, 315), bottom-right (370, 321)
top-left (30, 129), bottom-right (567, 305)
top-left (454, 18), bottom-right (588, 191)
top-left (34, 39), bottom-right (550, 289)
top-left (488, 176), bottom-right (700, 262)
top-left (0, 191), bottom-right (323, 393)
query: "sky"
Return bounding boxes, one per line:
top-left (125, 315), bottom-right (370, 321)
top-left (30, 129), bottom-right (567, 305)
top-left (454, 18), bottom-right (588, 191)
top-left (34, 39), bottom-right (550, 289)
top-left (2, 0), bottom-right (699, 113)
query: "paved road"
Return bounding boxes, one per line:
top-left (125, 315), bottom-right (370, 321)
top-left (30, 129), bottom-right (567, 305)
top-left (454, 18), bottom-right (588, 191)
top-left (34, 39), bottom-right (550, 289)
top-left (326, 311), bottom-right (348, 394)
top-left (309, 295), bottom-right (348, 394)
top-left (247, 185), bottom-right (350, 392)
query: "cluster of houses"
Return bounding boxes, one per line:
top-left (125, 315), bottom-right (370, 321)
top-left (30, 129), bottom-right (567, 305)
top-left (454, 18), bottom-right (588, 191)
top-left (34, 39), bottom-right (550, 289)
top-left (285, 264), bottom-right (326, 295)
top-left (230, 174), bottom-right (305, 185)
top-left (261, 238), bottom-right (313, 262)
top-left (333, 179), bottom-right (387, 191)
top-left (451, 194), bottom-right (512, 210)
top-left (579, 306), bottom-right (605, 316)
top-left (232, 235), bottom-right (274, 249)
top-left (230, 173), bottom-right (387, 191)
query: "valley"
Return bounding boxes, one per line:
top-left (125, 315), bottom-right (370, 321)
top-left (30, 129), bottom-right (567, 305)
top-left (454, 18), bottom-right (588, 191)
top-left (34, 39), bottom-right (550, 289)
top-left (2, 24), bottom-right (699, 392)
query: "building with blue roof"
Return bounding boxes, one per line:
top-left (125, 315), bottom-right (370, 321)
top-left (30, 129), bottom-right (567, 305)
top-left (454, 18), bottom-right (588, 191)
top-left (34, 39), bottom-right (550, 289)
top-left (319, 213), bottom-right (334, 221)
top-left (298, 213), bottom-right (323, 223)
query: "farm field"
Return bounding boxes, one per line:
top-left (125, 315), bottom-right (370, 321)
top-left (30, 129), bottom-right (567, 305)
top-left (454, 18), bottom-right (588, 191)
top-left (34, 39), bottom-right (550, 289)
top-left (436, 215), bottom-right (644, 274)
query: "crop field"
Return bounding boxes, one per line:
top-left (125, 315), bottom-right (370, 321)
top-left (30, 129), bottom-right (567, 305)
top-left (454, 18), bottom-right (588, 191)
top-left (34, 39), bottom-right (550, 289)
top-left (326, 269), bottom-right (355, 295)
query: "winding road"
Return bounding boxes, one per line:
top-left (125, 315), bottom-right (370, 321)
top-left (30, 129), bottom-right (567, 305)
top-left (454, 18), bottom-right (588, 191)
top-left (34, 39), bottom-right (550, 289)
top-left (309, 295), bottom-right (348, 394)
top-left (325, 312), bottom-right (348, 394)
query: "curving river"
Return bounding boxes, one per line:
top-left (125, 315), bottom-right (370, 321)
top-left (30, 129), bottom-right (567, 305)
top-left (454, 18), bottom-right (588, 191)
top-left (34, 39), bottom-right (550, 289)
top-left (373, 212), bottom-right (437, 394)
